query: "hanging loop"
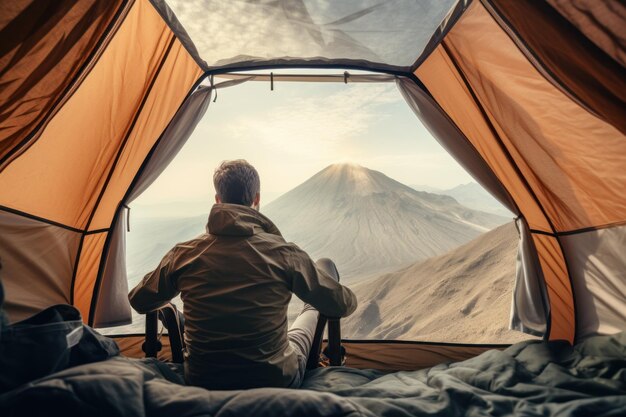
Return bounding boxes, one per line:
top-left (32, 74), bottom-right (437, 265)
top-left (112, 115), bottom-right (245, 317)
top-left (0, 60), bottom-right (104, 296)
top-left (209, 74), bottom-right (218, 102)
top-left (123, 204), bottom-right (131, 232)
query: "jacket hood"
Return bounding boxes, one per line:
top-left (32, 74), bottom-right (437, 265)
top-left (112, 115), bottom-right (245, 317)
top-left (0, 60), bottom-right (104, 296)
top-left (207, 204), bottom-right (282, 237)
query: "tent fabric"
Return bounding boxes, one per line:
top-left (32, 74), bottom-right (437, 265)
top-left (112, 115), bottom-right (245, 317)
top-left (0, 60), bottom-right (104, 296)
top-left (340, 341), bottom-right (508, 372)
top-left (92, 85), bottom-right (213, 328)
top-left (92, 216), bottom-right (131, 328)
top-left (153, 0), bottom-right (462, 72)
top-left (561, 225), bottom-right (626, 341)
top-left (416, 1), bottom-right (625, 341)
top-left (73, 232), bottom-right (108, 324)
top-left (0, 0), bottom-right (129, 165)
top-left (121, 85), bottom-right (212, 209)
top-left (112, 334), bottom-right (509, 372)
top-left (546, 0), bottom-right (626, 68)
top-left (411, 3), bottom-right (574, 342)
top-left (412, 45), bottom-right (566, 339)
top-left (0, 211), bottom-right (80, 323)
top-left (113, 334), bottom-right (174, 362)
top-left (409, 0), bottom-right (470, 72)
top-left (440, 2), bottom-right (626, 234)
top-left (396, 77), bottom-right (517, 214)
top-left (484, 0), bottom-right (626, 135)
top-left (396, 77), bottom-right (550, 338)
top-left (84, 41), bottom-right (202, 232)
top-left (531, 233), bottom-right (572, 342)
top-left (0, 0), bottom-right (201, 230)
top-left (413, 46), bottom-right (551, 233)
top-left (0, 0), bottom-right (202, 323)
top-left (510, 218), bottom-right (549, 337)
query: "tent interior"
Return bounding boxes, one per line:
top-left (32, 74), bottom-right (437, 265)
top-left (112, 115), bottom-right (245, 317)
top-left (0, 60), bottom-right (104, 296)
top-left (0, 0), bottom-right (625, 415)
top-left (100, 72), bottom-right (526, 345)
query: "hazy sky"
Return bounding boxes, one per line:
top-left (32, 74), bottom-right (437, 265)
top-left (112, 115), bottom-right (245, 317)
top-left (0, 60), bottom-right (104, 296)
top-left (133, 73), bottom-right (474, 215)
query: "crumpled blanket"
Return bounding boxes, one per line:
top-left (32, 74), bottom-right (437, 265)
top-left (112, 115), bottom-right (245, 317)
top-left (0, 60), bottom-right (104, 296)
top-left (1, 333), bottom-right (624, 417)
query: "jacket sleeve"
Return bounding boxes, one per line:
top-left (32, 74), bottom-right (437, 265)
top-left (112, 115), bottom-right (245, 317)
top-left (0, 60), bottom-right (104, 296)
top-left (128, 246), bottom-right (182, 314)
top-left (286, 245), bottom-right (357, 318)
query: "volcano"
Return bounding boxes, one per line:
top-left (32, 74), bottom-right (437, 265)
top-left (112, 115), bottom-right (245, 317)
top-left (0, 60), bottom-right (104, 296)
top-left (263, 163), bottom-right (510, 281)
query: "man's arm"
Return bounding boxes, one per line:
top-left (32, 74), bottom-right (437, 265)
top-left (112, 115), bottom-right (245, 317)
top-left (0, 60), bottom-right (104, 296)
top-left (287, 245), bottom-right (357, 318)
top-left (128, 246), bottom-right (182, 314)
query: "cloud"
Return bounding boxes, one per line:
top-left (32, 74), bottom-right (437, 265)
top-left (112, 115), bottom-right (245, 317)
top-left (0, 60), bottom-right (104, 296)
top-left (135, 76), bottom-right (473, 207)
top-left (226, 84), bottom-right (399, 159)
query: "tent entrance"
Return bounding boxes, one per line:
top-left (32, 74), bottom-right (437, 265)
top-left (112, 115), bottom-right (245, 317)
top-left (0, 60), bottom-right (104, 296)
top-left (94, 72), bottom-right (528, 348)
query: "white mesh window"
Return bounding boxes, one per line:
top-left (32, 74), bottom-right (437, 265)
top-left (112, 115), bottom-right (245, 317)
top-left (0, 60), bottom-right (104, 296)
top-left (160, 0), bottom-right (459, 70)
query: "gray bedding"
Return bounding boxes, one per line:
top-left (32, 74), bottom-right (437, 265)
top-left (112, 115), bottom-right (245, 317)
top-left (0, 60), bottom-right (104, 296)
top-left (1, 333), bottom-right (625, 417)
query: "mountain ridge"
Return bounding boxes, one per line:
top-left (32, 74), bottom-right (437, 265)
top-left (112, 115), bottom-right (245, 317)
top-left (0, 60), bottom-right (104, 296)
top-left (412, 181), bottom-right (512, 217)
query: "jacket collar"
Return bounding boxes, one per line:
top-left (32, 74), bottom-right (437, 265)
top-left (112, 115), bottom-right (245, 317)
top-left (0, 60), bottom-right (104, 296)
top-left (207, 203), bottom-right (282, 237)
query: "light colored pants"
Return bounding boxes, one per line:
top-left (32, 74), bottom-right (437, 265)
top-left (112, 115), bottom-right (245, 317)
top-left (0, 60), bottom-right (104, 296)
top-left (287, 258), bottom-right (339, 387)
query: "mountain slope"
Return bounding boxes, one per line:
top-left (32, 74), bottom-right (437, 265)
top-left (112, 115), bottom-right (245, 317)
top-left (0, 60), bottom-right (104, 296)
top-left (342, 222), bottom-right (530, 343)
top-left (445, 182), bottom-right (511, 217)
top-left (264, 163), bottom-right (510, 281)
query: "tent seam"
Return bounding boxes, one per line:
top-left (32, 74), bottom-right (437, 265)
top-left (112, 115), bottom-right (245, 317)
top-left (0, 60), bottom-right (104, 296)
top-left (479, 0), bottom-right (605, 123)
top-left (68, 235), bottom-right (86, 306)
top-left (81, 37), bottom-right (176, 232)
top-left (401, 73), bottom-right (549, 339)
top-left (404, 73), bottom-right (521, 217)
top-left (409, 0), bottom-right (473, 73)
top-left (440, 41), bottom-right (576, 341)
top-left (0, 206), bottom-right (111, 234)
top-left (146, 0), bottom-right (206, 71)
top-left (75, 35), bottom-right (176, 323)
top-left (531, 220), bottom-right (626, 237)
top-left (0, 0), bottom-right (135, 173)
top-left (87, 73), bottom-right (208, 326)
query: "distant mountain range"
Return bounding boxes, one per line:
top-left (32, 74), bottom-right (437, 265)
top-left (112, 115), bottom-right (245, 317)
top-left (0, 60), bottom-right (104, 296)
top-left (411, 182), bottom-right (512, 217)
top-left (264, 164), bottom-right (510, 281)
top-left (342, 222), bottom-right (529, 343)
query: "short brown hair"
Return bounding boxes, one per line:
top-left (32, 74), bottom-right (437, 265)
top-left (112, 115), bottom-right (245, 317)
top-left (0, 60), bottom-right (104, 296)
top-left (213, 159), bottom-right (260, 206)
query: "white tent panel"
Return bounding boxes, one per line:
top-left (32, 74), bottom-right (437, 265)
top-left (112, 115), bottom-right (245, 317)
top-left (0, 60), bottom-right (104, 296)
top-left (561, 225), bottom-right (626, 341)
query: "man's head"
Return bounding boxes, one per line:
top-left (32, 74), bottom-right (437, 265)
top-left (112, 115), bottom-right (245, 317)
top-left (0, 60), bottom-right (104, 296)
top-left (213, 159), bottom-right (260, 209)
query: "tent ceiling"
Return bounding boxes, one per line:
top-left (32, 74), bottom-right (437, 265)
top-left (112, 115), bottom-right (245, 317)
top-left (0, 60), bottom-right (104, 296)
top-left (157, 0), bottom-right (458, 71)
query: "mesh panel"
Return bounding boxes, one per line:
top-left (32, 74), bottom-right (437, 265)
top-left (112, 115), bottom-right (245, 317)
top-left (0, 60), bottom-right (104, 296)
top-left (160, 0), bottom-right (458, 70)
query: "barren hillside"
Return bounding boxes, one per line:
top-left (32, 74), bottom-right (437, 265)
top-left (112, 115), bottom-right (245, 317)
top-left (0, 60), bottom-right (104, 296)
top-left (342, 222), bottom-right (531, 343)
